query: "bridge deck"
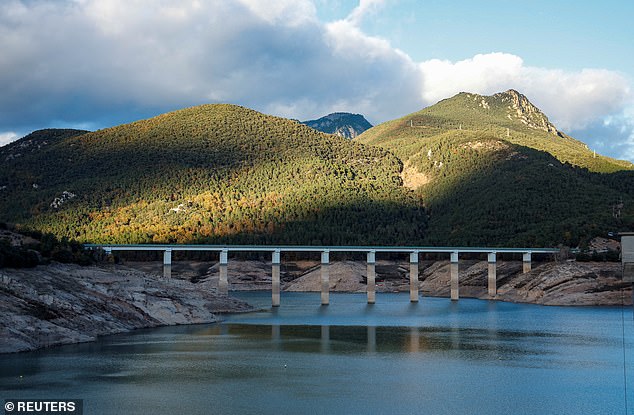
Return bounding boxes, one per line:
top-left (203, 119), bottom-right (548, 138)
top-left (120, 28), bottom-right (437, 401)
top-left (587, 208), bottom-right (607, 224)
top-left (85, 244), bottom-right (560, 254)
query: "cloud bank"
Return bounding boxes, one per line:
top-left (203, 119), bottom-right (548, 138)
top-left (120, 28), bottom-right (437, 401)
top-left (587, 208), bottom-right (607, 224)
top-left (0, 0), bottom-right (632, 160)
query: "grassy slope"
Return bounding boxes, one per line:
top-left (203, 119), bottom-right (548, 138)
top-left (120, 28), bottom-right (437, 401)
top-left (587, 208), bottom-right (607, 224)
top-left (358, 91), bottom-right (634, 247)
top-left (0, 105), bottom-right (426, 245)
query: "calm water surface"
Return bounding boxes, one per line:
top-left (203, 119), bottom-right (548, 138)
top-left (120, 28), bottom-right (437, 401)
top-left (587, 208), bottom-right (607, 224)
top-left (1, 292), bottom-right (633, 415)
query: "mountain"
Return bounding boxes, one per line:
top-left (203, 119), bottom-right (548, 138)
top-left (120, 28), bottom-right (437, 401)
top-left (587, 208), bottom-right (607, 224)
top-left (2, 93), bottom-right (632, 248)
top-left (357, 90), bottom-right (634, 247)
top-left (0, 105), bottom-right (426, 245)
top-left (302, 112), bottom-right (372, 139)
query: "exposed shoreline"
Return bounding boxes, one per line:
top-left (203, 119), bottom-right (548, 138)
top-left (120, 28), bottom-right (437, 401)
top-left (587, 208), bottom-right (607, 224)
top-left (0, 263), bottom-right (253, 354)
top-left (1, 259), bottom-right (631, 354)
top-left (118, 257), bottom-right (633, 306)
top-left (174, 258), bottom-right (632, 306)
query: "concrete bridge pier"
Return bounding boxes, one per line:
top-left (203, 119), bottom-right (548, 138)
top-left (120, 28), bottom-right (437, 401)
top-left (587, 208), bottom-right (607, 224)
top-left (366, 251), bottom-right (376, 304)
top-left (409, 252), bottom-right (419, 302)
top-left (219, 249), bottom-right (228, 296)
top-left (163, 249), bottom-right (172, 278)
top-left (272, 249), bottom-right (281, 307)
top-left (271, 249), bottom-right (281, 307)
top-left (523, 252), bottom-right (532, 273)
top-left (450, 251), bottom-right (459, 301)
top-left (488, 252), bottom-right (497, 297)
top-left (321, 250), bottom-right (330, 305)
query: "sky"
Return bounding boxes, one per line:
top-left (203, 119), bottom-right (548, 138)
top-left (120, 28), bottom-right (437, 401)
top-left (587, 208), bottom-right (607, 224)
top-left (1, 0), bottom-right (633, 161)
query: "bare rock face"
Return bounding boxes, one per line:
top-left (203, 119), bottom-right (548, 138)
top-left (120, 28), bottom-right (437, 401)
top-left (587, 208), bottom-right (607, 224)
top-left (0, 230), bottom-right (39, 246)
top-left (0, 263), bottom-right (252, 353)
top-left (285, 261), bottom-right (367, 292)
top-left (196, 259), bottom-right (631, 307)
top-left (495, 261), bottom-right (630, 306)
top-left (494, 89), bottom-right (562, 136)
top-left (206, 260), bottom-right (274, 290)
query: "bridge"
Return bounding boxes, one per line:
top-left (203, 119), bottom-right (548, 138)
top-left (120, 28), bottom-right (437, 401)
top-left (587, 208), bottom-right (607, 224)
top-left (84, 244), bottom-right (561, 306)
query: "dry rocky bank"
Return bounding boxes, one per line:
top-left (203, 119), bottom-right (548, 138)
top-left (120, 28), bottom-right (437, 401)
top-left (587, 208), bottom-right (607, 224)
top-left (0, 263), bottom-right (252, 354)
top-left (197, 259), bottom-right (631, 306)
top-left (1, 259), bottom-right (631, 354)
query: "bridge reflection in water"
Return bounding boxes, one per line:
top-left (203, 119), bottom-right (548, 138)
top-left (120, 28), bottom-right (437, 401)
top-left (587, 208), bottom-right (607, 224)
top-left (201, 323), bottom-right (515, 357)
top-left (86, 244), bottom-right (559, 306)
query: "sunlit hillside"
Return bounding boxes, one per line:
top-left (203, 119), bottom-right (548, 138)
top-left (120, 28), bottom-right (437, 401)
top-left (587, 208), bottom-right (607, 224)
top-left (0, 105), bottom-right (426, 245)
top-left (357, 90), bottom-right (634, 246)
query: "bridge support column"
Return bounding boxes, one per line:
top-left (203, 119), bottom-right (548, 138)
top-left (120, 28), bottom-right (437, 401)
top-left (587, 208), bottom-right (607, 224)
top-left (163, 249), bottom-right (172, 278)
top-left (219, 249), bottom-right (228, 296)
top-left (367, 251), bottom-right (376, 304)
top-left (488, 252), bottom-right (497, 297)
top-left (523, 252), bottom-right (532, 273)
top-left (410, 252), bottom-right (419, 302)
top-left (272, 249), bottom-right (281, 307)
top-left (321, 250), bottom-right (330, 305)
top-left (450, 251), bottom-right (459, 301)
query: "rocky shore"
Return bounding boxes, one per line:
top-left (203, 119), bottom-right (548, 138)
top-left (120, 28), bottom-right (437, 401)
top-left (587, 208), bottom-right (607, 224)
top-left (195, 258), bottom-right (631, 306)
top-left (2, 258), bottom-right (631, 354)
top-left (0, 263), bottom-right (252, 354)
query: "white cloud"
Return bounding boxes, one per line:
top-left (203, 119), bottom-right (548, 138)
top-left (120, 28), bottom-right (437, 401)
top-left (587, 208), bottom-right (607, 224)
top-left (419, 53), bottom-right (525, 103)
top-left (0, 131), bottom-right (19, 147)
top-left (237, 0), bottom-right (317, 26)
top-left (0, 0), bottom-right (425, 128)
top-left (346, 0), bottom-right (385, 26)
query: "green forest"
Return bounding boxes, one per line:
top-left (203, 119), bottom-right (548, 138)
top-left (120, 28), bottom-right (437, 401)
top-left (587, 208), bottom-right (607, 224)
top-left (357, 90), bottom-right (634, 247)
top-left (1, 91), bottom-right (633, 248)
top-left (0, 105), bottom-right (426, 246)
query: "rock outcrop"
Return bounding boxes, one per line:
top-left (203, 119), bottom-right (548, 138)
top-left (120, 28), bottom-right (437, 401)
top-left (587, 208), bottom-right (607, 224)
top-left (0, 263), bottom-right (252, 353)
top-left (495, 261), bottom-right (629, 306)
top-left (494, 89), bottom-right (562, 136)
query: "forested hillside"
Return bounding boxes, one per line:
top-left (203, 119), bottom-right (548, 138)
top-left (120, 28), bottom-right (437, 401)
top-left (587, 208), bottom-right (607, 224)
top-left (3, 91), bottom-right (632, 248)
top-left (0, 105), bottom-right (426, 245)
top-left (357, 90), bottom-right (634, 247)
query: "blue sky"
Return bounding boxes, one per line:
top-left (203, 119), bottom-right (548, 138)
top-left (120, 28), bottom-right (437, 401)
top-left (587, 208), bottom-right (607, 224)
top-left (1, 0), bottom-right (633, 161)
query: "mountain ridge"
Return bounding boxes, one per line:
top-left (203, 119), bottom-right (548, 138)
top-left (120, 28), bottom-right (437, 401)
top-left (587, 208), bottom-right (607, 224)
top-left (1, 92), bottom-right (632, 247)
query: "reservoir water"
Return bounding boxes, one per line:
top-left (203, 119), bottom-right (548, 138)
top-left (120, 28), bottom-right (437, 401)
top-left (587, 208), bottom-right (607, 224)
top-left (2, 292), bottom-right (633, 415)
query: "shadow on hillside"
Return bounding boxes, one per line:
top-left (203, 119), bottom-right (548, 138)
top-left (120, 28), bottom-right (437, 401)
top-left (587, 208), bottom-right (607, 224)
top-left (419, 142), bottom-right (634, 247)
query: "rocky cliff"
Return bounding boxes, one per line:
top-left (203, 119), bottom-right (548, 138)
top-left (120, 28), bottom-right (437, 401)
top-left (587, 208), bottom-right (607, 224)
top-left (0, 263), bottom-right (252, 353)
top-left (493, 89), bottom-right (562, 136)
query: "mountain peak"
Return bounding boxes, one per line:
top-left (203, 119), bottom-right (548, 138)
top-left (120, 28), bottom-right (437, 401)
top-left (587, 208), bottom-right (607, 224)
top-left (302, 112), bottom-right (372, 139)
top-left (492, 89), bottom-right (561, 136)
